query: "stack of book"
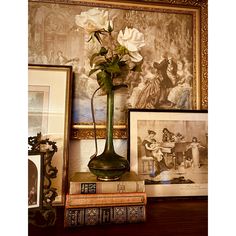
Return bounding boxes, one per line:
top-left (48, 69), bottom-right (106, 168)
top-left (64, 171), bottom-right (147, 227)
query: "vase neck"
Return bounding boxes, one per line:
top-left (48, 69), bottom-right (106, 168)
top-left (104, 91), bottom-right (114, 152)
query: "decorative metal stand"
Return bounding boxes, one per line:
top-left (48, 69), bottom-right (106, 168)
top-left (28, 133), bottom-right (58, 227)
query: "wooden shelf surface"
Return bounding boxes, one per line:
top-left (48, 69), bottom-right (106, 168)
top-left (29, 197), bottom-right (208, 236)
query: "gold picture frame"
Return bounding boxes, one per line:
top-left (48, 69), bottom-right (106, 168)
top-left (28, 0), bottom-right (208, 139)
top-left (28, 64), bottom-right (72, 205)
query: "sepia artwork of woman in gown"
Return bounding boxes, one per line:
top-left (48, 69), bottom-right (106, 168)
top-left (135, 63), bottom-right (161, 109)
top-left (167, 59), bottom-right (193, 109)
top-left (142, 130), bottom-right (169, 177)
top-left (186, 137), bottom-right (205, 168)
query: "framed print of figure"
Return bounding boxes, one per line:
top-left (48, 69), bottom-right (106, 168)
top-left (128, 109), bottom-right (208, 197)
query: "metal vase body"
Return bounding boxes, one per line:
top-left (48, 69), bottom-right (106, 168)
top-left (88, 90), bottom-right (129, 181)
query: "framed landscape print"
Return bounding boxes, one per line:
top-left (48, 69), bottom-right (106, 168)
top-left (28, 85), bottom-right (50, 136)
top-left (28, 0), bottom-right (208, 139)
top-left (128, 109), bottom-right (208, 197)
top-left (28, 154), bottom-right (43, 209)
top-left (28, 65), bottom-right (72, 205)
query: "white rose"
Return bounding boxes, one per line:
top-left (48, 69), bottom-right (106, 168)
top-left (75, 8), bottom-right (111, 34)
top-left (117, 27), bottom-right (145, 62)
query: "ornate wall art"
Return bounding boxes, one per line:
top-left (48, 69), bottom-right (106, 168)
top-left (28, 0), bottom-right (208, 139)
top-left (128, 109), bottom-right (208, 197)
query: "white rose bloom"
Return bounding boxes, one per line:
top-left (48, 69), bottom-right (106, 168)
top-left (117, 27), bottom-right (145, 62)
top-left (129, 51), bottom-right (143, 63)
top-left (75, 8), bottom-right (111, 34)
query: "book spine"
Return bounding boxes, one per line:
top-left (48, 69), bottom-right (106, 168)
top-left (69, 181), bottom-right (145, 194)
top-left (66, 193), bottom-right (147, 208)
top-left (64, 205), bottom-right (146, 227)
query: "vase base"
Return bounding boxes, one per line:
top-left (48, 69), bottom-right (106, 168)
top-left (97, 176), bottom-right (121, 181)
top-left (88, 152), bottom-right (130, 181)
top-left (88, 168), bottom-right (128, 182)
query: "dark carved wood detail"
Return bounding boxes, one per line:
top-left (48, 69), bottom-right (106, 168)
top-left (28, 133), bottom-right (58, 227)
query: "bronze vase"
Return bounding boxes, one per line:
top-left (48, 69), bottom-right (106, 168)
top-left (88, 90), bottom-right (129, 181)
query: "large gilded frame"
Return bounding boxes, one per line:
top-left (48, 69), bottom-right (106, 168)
top-left (28, 0), bottom-right (208, 139)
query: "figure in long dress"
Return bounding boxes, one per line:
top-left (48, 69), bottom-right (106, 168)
top-left (186, 137), bottom-right (205, 168)
top-left (142, 133), bottom-right (169, 176)
top-left (142, 130), bottom-right (157, 158)
top-left (135, 65), bottom-right (161, 109)
top-left (167, 59), bottom-right (193, 109)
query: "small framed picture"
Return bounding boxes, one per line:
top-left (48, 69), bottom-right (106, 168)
top-left (28, 64), bottom-right (72, 205)
top-left (28, 154), bottom-right (43, 209)
top-left (128, 109), bottom-right (208, 197)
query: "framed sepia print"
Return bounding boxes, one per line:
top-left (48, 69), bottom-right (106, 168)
top-left (28, 0), bottom-right (208, 139)
top-left (28, 153), bottom-right (44, 209)
top-left (128, 109), bottom-right (208, 197)
top-left (28, 64), bottom-right (72, 205)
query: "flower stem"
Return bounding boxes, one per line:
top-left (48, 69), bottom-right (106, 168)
top-left (104, 90), bottom-right (114, 153)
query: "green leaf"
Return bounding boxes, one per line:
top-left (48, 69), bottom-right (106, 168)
top-left (131, 62), bottom-right (143, 72)
top-left (113, 84), bottom-right (128, 91)
top-left (118, 60), bottom-right (127, 66)
top-left (90, 53), bottom-right (100, 67)
top-left (97, 71), bottom-right (112, 93)
top-left (94, 31), bottom-right (102, 44)
top-left (95, 61), bottom-right (107, 68)
top-left (106, 63), bottom-right (121, 74)
top-left (116, 45), bottom-right (129, 56)
top-left (118, 62), bottom-right (129, 78)
top-left (112, 54), bottom-right (120, 63)
top-left (108, 22), bottom-right (113, 33)
top-left (89, 68), bottom-right (100, 76)
top-left (93, 56), bottom-right (107, 67)
top-left (99, 47), bottom-right (108, 56)
top-left (87, 36), bottom-right (93, 43)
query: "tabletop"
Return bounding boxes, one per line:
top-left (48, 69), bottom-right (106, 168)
top-left (29, 197), bottom-right (208, 236)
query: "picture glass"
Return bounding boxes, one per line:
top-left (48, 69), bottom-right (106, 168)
top-left (28, 154), bottom-right (42, 209)
top-left (28, 65), bottom-right (71, 205)
top-left (28, 85), bottom-right (50, 136)
top-left (28, 0), bottom-right (203, 138)
top-left (129, 110), bottom-right (208, 197)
